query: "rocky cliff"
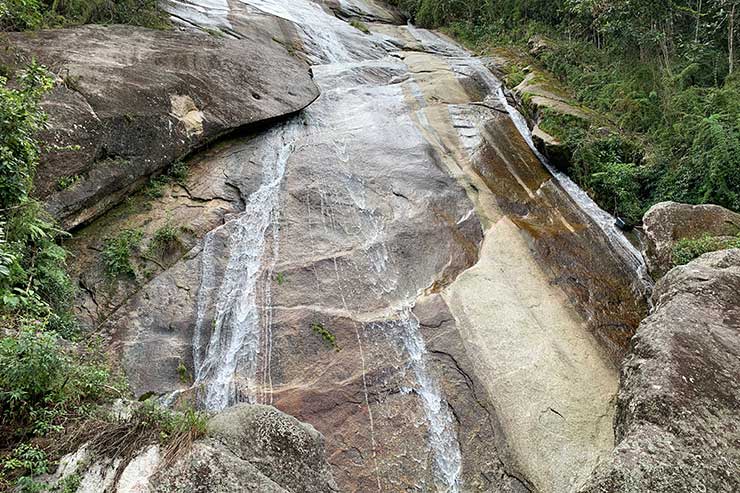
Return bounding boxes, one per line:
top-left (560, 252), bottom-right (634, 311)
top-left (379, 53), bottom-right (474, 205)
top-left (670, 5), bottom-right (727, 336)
top-left (2, 23), bottom-right (318, 230)
top-left (579, 248), bottom-right (740, 492)
top-left (15, 1), bottom-right (732, 493)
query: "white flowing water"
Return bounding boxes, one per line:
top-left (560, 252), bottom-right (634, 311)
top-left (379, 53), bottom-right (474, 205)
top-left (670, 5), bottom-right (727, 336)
top-left (185, 2), bottom-right (465, 489)
top-left (496, 88), bottom-right (655, 297)
top-left (393, 309), bottom-right (463, 492)
top-left (193, 121), bottom-right (299, 410)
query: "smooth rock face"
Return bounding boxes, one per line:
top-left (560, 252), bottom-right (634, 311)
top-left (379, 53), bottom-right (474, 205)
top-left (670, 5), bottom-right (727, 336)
top-left (3, 24), bottom-right (317, 229)
top-left (643, 201), bottom-right (740, 278)
top-left (579, 249), bottom-right (740, 492)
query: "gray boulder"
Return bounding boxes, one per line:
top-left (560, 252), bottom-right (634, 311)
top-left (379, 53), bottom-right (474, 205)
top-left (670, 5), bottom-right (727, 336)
top-left (643, 201), bottom-right (740, 278)
top-left (46, 404), bottom-right (338, 492)
top-left (153, 404), bottom-right (338, 492)
top-left (579, 249), bottom-right (740, 492)
top-left (2, 24), bottom-right (318, 229)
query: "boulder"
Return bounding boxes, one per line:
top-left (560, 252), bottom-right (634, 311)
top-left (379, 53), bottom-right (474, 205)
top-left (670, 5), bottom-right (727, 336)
top-left (45, 404), bottom-right (338, 493)
top-left (2, 24), bottom-right (318, 229)
top-left (643, 201), bottom-right (740, 278)
top-left (527, 35), bottom-right (551, 58)
top-left (153, 404), bottom-right (339, 492)
top-left (578, 249), bottom-right (740, 493)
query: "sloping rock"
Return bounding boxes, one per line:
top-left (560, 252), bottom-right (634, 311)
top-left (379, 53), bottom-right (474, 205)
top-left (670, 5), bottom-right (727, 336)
top-left (579, 249), bottom-right (740, 493)
top-left (320, 0), bottom-right (404, 23)
top-left (643, 201), bottom-right (740, 278)
top-left (2, 24), bottom-right (318, 229)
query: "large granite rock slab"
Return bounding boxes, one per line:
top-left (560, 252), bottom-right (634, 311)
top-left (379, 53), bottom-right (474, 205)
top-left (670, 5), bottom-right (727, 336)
top-left (579, 249), bottom-right (740, 492)
top-left (643, 201), bottom-right (740, 278)
top-left (2, 24), bottom-right (318, 229)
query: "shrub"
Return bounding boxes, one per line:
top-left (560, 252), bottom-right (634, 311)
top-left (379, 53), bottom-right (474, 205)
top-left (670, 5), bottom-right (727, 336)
top-left (147, 224), bottom-right (180, 256)
top-left (102, 229), bottom-right (142, 278)
top-left (0, 63), bottom-right (52, 210)
top-left (0, 320), bottom-right (109, 424)
top-left (672, 234), bottom-right (740, 267)
top-left (1, 0), bottom-right (171, 31)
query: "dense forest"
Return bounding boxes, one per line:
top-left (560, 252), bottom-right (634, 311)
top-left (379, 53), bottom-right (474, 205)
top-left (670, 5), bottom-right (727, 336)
top-left (391, 0), bottom-right (740, 225)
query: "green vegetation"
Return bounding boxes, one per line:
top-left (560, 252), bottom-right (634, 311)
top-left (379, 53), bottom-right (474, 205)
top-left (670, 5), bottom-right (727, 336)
top-left (147, 223), bottom-right (181, 257)
top-left (55, 175), bottom-right (81, 191)
top-left (311, 322), bottom-right (339, 351)
top-left (672, 233), bottom-right (740, 266)
top-left (1, 0), bottom-right (171, 31)
top-left (0, 61), bottom-right (118, 490)
top-left (144, 160), bottom-right (190, 199)
top-left (168, 160), bottom-right (189, 184)
top-left (176, 360), bottom-right (191, 384)
top-left (102, 228), bottom-right (142, 279)
top-left (0, 319), bottom-right (119, 488)
top-left (275, 272), bottom-right (286, 285)
top-left (350, 19), bottom-right (371, 34)
top-left (390, 0), bottom-right (740, 225)
top-left (145, 176), bottom-right (168, 199)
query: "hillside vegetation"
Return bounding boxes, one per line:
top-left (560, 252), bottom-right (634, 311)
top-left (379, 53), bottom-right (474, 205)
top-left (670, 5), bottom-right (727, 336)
top-left (0, 4), bottom-right (175, 490)
top-left (391, 0), bottom-right (740, 225)
top-left (0, 0), bottom-right (169, 31)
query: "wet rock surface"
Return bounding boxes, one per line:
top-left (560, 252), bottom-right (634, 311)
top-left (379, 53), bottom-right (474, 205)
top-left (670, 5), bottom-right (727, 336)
top-left (643, 201), bottom-right (740, 278)
top-left (2, 23), bottom-right (317, 229)
top-left (579, 249), bottom-right (740, 493)
top-left (60, 0), bottom-right (652, 491)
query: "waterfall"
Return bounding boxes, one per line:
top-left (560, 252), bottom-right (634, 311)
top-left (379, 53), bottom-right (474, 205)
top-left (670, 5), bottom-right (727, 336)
top-left (192, 121), bottom-right (298, 411)
top-left (394, 309), bottom-right (463, 493)
top-left (495, 87), bottom-right (655, 297)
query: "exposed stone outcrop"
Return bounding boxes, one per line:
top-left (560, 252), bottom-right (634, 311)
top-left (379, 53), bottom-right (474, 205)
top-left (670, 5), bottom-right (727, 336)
top-left (2, 24), bottom-right (318, 229)
top-left (58, 1), bottom-right (649, 491)
top-left (485, 50), bottom-right (593, 172)
top-left (46, 404), bottom-right (337, 493)
top-left (320, 0), bottom-right (404, 23)
top-left (153, 404), bottom-right (339, 492)
top-left (643, 201), bottom-right (740, 278)
top-left (579, 249), bottom-right (740, 492)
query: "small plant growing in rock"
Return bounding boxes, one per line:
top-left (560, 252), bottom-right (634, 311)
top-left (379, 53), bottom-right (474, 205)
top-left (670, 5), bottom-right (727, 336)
top-left (147, 223), bottom-right (181, 257)
top-left (102, 229), bottom-right (143, 278)
top-left (201, 27), bottom-right (225, 38)
top-left (55, 174), bottom-right (82, 191)
top-left (168, 160), bottom-right (189, 184)
top-left (145, 176), bottom-right (168, 198)
top-left (176, 360), bottom-right (191, 384)
top-left (275, 272), bottom-right (286, 285)
top-left (350, 20), bottom-right (370, 34)
top-left (311, 322), bottom-right (339, 351)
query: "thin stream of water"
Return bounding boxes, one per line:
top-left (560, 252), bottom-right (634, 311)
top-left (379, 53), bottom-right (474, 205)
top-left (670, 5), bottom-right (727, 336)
top-left (188, 4), bottom-right (465, 488)
top-left (192, 121), bottom-right (299, 411)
